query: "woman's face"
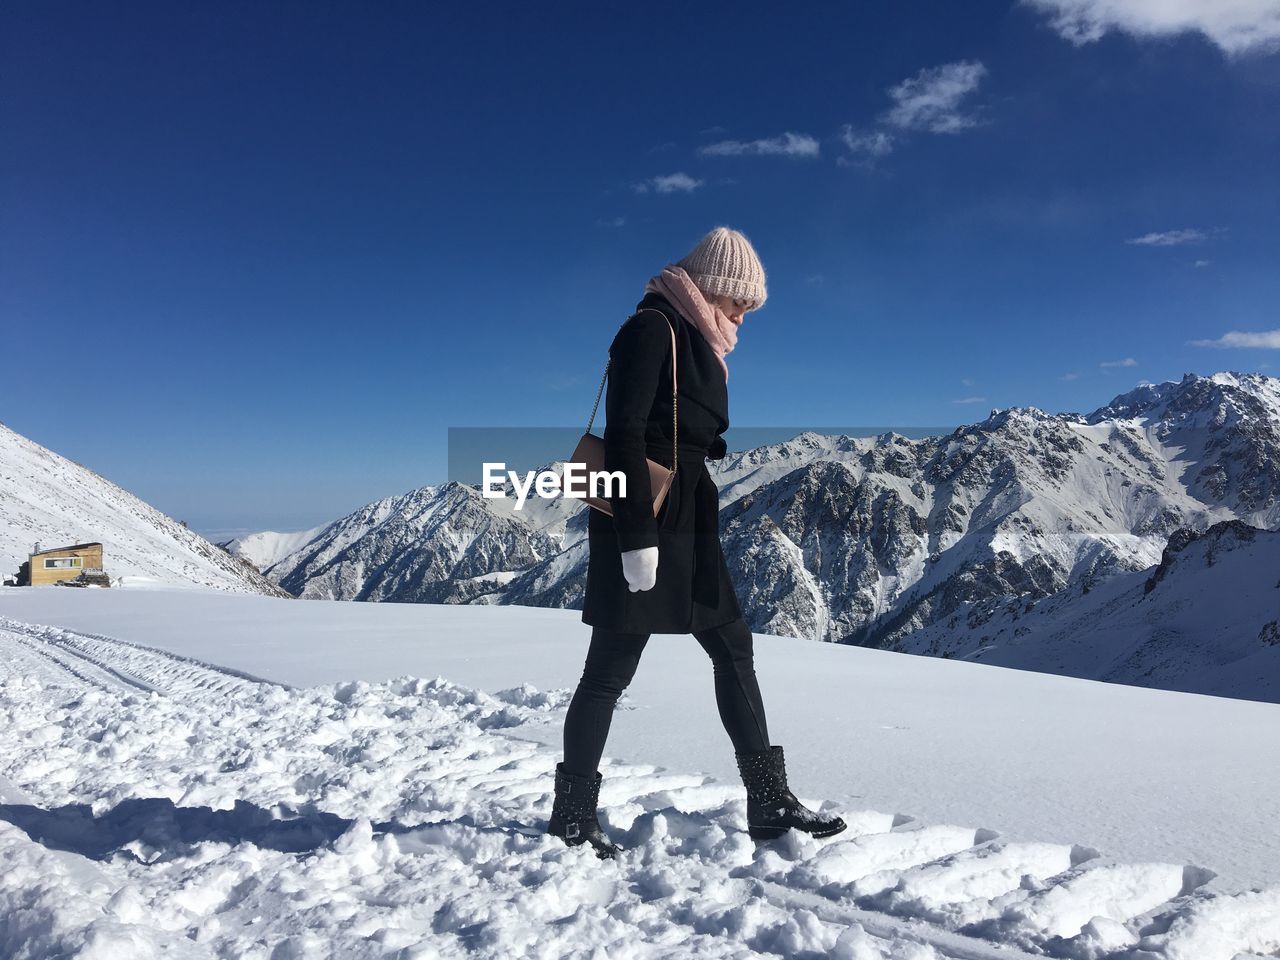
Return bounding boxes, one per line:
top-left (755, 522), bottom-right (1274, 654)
top-left (708, 293), bottom-right (754, 327)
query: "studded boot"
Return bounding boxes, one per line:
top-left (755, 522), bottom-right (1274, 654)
top-left (546, 761), bottom-right (621, 860)
top-left (735, 744), bottom-right (848, 841)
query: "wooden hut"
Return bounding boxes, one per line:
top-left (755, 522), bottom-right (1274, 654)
top-left (28, 542), bottom-right (106, 586)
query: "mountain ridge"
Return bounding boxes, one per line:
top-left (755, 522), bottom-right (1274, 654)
top-left (227, 371), bottom-right (1280, 698)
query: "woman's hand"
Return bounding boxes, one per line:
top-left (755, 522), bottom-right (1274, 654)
top-left (620, 546), bottom-right (659, 592)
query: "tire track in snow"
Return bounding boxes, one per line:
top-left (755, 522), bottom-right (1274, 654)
top-left (9, 626), bottom-right (160, 694)
top-left (0, 627), bottom-right (131, 693)
top-left (0, 616), bottom-right (284, 699)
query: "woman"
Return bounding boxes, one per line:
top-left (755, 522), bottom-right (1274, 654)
top-left (547, 226), bottom-right (848, 859)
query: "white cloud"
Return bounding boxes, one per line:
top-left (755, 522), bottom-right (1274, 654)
top-left (633, 172), bottom-right (703, 195)
top-left (961, 377), bottom-right (976, 387)
top-left (1100, 357), bottom-right (1139, 367)
top-left (1125, 228), bottom-right (1208, 246)
top-left (952, 395), bottom-right (988, 404)
top-left (1022, 0), bottom-right (1280, 56)
top-left (1190, 329), bottom-right (1280, 348)
top-left (699, 132), bottom-right (820, 158)
top-left (836, 61), bottom-right (986, 168)
top-left (884, 61), bottom-right (989, 134)
top-left (596, 216), bottom-right (626, 228)
top-left (1194, 259), bottom-right (1212, 268)
top-left (1060, 372), bottom-right (1082, 381)
top-left (837, 125), bottom-right (896, 162)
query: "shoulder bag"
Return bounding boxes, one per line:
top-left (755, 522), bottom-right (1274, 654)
top-left (568, 308), bottom-right (678, 516)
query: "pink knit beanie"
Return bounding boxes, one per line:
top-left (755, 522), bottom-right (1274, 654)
top-left (676, 226), bottom-right (768, 309)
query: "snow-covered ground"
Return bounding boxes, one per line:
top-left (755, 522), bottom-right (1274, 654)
top-left (2, 587), bottom-right (1278, 959)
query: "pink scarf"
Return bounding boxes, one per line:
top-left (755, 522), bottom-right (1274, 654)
top-left (643, 265), bottom-right (738, 382)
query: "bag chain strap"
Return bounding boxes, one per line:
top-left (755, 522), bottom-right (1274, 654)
top-left (584, 308), bottom-right (679, 476)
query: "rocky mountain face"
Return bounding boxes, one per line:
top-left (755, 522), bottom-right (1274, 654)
top-left (706, 372), bottom-right (1277, 651)
top-left (261, 481), bottom-right (563, 602)
top-left (1087, 371), bottom-right (1280, 525)
top-left (249, 371), bottom-right (1279, 694)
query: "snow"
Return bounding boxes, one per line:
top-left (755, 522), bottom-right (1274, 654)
top-left (2, 588), bottom-right (1279, 959)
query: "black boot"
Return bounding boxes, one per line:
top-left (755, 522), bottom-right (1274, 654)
top-left (735, 744), bottom-right (848, 841)
top-left (546, 761), bottom-right (621, 860)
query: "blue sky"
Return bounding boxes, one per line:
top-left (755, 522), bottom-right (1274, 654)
top-left (5, 1), bottom-right (1279, 537)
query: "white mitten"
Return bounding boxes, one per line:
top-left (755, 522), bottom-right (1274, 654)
top-left (620, 546), bottom-right (659, 592)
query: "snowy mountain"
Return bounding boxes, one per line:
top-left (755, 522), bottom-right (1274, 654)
top-left (255, 481), bottom-right (562, 602)
top-left (900, 519), bottom-right (1280, 701)
top-left (0, 422), bottom-right (288, 596)
top-left (243, 372), bottom-right (1280, 697)
top-left (218, 525), bottom-right (328, 574)
top-left (713, 372), bottom-right (1278, 651)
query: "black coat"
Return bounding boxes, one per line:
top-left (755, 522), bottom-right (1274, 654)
top-left (580, 291), bottom-right (744, 634)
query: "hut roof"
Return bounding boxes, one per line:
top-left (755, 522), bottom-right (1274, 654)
top-left (31, 542), bottom-right (103, 556)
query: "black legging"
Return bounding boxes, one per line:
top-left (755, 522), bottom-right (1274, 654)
top-left (562, 617), bottom-right (771, 778)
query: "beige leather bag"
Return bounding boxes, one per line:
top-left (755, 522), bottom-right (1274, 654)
top-left (569, 309), bottom-right (678, 517)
